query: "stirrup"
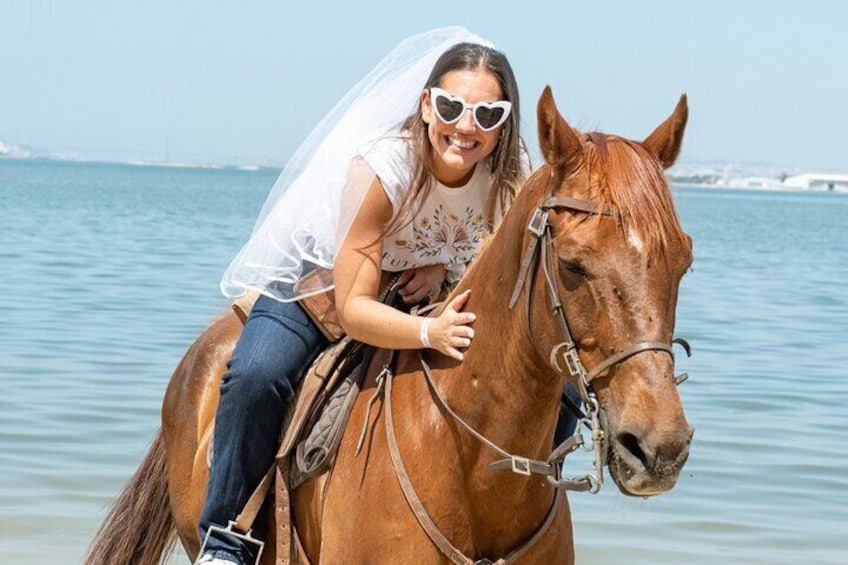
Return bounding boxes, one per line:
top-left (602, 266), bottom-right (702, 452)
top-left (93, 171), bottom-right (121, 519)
top-left (197, 520), bottom-right (265, 565)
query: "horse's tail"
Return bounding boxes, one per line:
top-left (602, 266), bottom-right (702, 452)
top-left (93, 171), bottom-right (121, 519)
top-left (85, 428), bottom-right (177, 565)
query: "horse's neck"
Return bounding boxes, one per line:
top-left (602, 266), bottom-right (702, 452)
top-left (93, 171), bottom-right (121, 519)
top-left (452, 227), bottom-right (561, 453)
top-left (425, 200), bottom-right (564, 517)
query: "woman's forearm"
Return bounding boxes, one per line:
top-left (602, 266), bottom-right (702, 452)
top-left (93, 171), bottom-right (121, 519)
top-left (339, 295), bottom-right (426, 350)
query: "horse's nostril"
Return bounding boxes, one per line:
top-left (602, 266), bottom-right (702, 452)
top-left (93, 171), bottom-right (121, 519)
top-left (618, 432), bottom-right (648, 468)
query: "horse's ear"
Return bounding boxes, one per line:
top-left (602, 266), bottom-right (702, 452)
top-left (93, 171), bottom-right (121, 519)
top-left (643, 94), bottom-right (688, 169)
top-left (537, 86), bottom-right (582, 171)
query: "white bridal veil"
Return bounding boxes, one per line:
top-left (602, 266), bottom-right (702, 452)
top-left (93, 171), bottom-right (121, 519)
top-left (220, 26), bottom-right (494, 302)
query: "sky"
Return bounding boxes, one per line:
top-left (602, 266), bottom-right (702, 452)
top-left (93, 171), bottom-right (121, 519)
top-left (1, 0), bottom-right (846, 171)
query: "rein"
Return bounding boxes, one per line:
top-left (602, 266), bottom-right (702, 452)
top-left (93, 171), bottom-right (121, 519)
top-left (379, 349), bottom-right (563, 565)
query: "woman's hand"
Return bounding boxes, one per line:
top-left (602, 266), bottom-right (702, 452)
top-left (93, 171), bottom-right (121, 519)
top-left (426, 290), bottom-right (476, 361)
top-left (398, 264), bottom-right (446, 305)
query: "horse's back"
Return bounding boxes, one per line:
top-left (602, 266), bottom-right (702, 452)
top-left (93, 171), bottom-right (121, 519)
top-left (162, 311), bottom-right (242, 558)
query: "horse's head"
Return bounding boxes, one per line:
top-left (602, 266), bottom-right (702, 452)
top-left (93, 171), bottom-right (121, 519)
top-left (531, 87), bottom-right (693, 496)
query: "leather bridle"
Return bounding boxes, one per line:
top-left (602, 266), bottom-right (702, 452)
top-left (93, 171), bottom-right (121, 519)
top-left (506, 174), bottom-right (691, 492)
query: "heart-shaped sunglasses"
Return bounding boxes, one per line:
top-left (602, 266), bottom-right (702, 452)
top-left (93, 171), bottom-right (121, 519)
top-left (429, 87), bottom-right (512, 132)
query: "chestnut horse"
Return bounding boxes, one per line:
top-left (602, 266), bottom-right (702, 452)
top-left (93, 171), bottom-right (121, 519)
top-left (87, 87), bottom-right (693, 564)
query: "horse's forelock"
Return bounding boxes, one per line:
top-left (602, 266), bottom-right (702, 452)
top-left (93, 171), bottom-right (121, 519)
top-left (582, 133), bottom-right (686, 253)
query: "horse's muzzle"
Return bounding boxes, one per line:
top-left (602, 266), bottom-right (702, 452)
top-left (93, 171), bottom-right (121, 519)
top-left (608, 422), bottom-right (694, 497)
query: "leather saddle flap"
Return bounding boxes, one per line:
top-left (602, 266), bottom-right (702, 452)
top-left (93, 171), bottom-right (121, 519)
top-left (277, 336), bottom-right (360, 459)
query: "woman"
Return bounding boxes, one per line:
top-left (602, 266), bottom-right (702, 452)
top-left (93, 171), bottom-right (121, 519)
top-left (198, 28), bottom-right (526, 565)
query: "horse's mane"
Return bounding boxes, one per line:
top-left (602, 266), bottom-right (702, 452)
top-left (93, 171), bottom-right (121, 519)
top-left (562, 132), bottom-right (686, 253)
top-left (468, 129), bottom-right (685, 285)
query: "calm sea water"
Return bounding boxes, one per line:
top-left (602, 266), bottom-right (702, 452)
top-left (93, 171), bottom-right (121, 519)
top-left (1, 159), bottom-right (845, 564)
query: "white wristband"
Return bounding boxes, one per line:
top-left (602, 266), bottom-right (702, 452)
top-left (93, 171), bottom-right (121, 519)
top-left (420, 318), bottom-right (433, 349)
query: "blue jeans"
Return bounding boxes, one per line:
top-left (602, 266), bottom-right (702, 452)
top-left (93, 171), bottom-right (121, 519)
top-left (199, 294), bottom-right (327, 564)
top-left (555, 383), bottom-right (582, 445)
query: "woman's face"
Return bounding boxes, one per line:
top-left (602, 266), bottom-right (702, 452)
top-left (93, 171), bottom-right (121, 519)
top-left (421, 68), bottom-right (506, 187)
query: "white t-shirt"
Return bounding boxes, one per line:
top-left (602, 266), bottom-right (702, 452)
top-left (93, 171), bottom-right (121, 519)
top-left (358, 133), bottom-right (494, 280)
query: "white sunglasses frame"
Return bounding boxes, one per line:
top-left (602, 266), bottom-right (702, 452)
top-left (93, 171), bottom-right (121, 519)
top-left (428, 87), bottom-right (512, 132)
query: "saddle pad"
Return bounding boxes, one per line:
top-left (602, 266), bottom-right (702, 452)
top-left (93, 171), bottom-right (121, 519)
top-left (289, 346), bottom-right (372, 489)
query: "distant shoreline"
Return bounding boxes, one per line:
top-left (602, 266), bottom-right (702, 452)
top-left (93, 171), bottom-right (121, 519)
top-left (3, 155), bottom-right (847, 195)
top-left (671, 181), bottom-right (848, 194)
top-left (0, 155), bottom-right (280, 172)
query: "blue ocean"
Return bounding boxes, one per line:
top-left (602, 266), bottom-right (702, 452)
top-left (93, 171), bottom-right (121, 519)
top-left (1, 159), bottom-right (845, 564)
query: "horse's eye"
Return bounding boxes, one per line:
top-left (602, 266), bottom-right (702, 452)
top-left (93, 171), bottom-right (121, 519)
top-left (562, 259), bottom-right (589, 277)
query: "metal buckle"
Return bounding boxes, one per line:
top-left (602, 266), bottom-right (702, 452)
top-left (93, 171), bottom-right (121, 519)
top-left (197, 521), bottom-right (265, 565)
top-left (511, 456), bottom-right (532, 476)
top-left (527, 208), bottom-right (548, 238)
top-left (475, 559), bottom-right (494, 565)
top-left (550, 343), bottom-right (587, 380)
top-left (549, 342), bottom-right (567, 374)
top-left (564, 348), bottom-right (585, 379)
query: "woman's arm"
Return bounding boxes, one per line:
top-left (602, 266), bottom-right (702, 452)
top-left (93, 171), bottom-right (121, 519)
top-left (333, 177), bottom-right (476, 361)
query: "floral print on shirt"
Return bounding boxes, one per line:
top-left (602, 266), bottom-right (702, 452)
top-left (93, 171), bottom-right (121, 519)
top-left (383, 204), bottom-right (488, 269)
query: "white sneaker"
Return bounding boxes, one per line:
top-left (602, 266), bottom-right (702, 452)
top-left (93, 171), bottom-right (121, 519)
top-left (196, 554), bottom-right (241, 565)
